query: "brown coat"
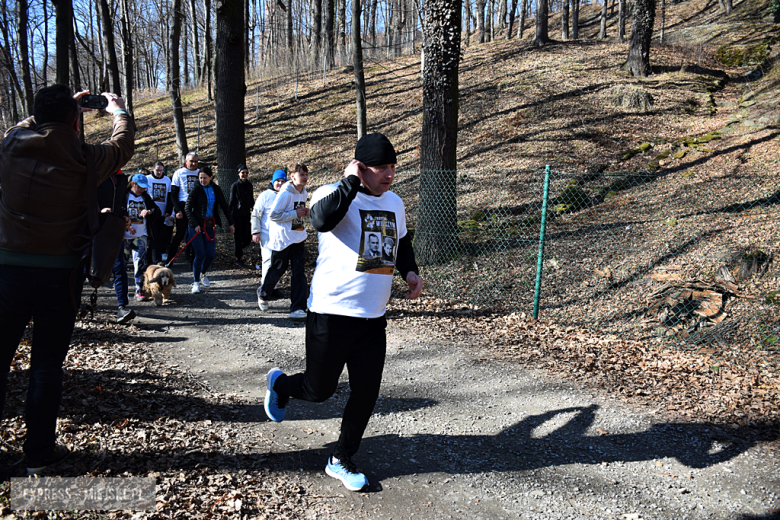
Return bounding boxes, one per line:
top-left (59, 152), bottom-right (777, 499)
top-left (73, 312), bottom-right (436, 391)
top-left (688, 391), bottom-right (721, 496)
top-left (0, 113), bottom-right (135, 262)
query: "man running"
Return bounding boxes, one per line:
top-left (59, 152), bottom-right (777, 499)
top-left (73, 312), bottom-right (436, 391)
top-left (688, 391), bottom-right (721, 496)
top-left (263, 133), bottom-right (423, 491)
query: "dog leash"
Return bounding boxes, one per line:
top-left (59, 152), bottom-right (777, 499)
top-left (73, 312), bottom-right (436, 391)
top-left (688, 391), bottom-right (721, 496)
top-left (165, 229), bottom-right (200, 268)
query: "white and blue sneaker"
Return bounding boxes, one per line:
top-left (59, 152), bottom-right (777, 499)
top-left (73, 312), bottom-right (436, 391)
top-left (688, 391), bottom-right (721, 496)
top-left (325, 453), bottom-right (369, 491)
top-left (264, 368), bottom-right (287, 422)
top-left (200, 275), bottom-right (211, 287)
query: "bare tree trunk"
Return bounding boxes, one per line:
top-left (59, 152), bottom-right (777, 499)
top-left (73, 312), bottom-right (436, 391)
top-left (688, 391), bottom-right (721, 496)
top-left (119, 0), bottom-right (134, 115)
top-left (465, 0), bottom-right (472, 45)
top-left (183, 13), bottom-right (190, 86)
top-left (485, 0), bottom-right (496, 42)
top-left (499, 0), bottom-right (507, 34)
top-left (618, 0), bottom-right (625, 42)
top-left (287, 0), bottom-right (294, 54)
top-left (599, 0), bottom-right (607, 38)
top-left (561, 0), bottom-right (569, 40)
top-left (660, 0), bottom-right (665, 44)
top-left (98, 0), bottom-right (121, 93)
top-left (324, 0), bottom-right (335, 67)
top-left (419, 0), bottom-right (461, 265)
top-left (0, 1), bottom-right (24, 108)
top-left (724, 0), bottom-right (732, 14)
top-left (338, 0), bottom-right (347, 58)
top-left (571, 0), bottom-right (579, 39)
top-left (205, 0), bottom-right (213, 100)
top-left (533, 0), bottom-right (549, 46)
top-left (312, 0), bottom-right (322, 63)
top-left (42, 1), bottom-right (49, 87)
top-left (507, 0), bottom-right (518, 39)
top-left (245, 0), bottom-right (251, 68)
top-left (169, 0), bottom-right (189, 164)
top-left (353, 0), bottom-right (367, 137)
top-left (52, 0), bottom-right (73, 85)
top-left (17, 0), bottom-right (34, 116)
top-left (215, 0), bottom-right (246, 189)
top-left (189, 0), bottom-right (202, 82)
top-left (370, 0), bottom-right (378, 55)
top-left (518, 0), bottom-right (527, 38)
top-left (476, 0), bottom-right (486, 43)
top-left (624, 0), bottom-right (655, 77)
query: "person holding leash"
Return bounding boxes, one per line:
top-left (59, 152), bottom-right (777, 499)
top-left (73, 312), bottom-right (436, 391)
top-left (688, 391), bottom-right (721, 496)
top-left (185, 166), bottom-right (234, 294)
top-left (263, 133), bottom-right (422, 491)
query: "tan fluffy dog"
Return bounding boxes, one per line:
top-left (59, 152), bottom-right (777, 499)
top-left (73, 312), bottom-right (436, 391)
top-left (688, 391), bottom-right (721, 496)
top-left (143, 265), bottom-right (177, 306)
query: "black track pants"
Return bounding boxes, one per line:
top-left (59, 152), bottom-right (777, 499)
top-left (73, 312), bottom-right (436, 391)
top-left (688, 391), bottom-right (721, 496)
top-left (275, 311), bottom-right (387, 457)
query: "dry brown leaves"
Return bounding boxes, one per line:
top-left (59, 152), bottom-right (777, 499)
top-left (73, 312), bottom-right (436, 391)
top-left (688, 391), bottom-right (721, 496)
top-left (0, 311), bottom-right (333, 519)
top-left (388, 290), bottom-right (779, 440)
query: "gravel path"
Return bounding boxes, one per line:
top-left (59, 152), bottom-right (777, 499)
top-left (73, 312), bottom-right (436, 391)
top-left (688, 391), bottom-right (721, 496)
top-left (119, 262), bottom-right (779, 520)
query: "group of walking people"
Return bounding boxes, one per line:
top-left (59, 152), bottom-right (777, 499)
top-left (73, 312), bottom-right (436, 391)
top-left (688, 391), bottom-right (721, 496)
top-left (0, 82), bottom-right (424, 494)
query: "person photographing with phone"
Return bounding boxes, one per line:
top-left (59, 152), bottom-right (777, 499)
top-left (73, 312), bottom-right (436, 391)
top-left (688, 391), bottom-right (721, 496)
top-left (0, 86), bottom-right (134, 476)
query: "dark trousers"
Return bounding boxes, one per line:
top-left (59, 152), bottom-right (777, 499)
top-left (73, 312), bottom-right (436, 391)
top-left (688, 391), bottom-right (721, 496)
top-left (276, 312), bottom-right (387, 457)
top-left (148, 218), bottom-right (173, 265)
top-left (0, 264), bottom-right (83, 465)
top-left (189, 226), bottom-right (216, 282)
top-left (112, 247), bottom-right (129, 307)
top-left (233, 214), bottom-right (252, 262)
top-left (259, 242), bottom-right (307, 312)
top-left (166, 209), bottom-right (194, 264)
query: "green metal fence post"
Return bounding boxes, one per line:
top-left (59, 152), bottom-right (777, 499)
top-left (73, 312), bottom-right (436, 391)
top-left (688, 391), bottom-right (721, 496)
top-left (533, 165), bottom-right (551, 319)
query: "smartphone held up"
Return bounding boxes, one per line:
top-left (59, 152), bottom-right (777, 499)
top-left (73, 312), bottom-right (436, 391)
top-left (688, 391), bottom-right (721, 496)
top-left (80, 94), bottom-right (108, 110)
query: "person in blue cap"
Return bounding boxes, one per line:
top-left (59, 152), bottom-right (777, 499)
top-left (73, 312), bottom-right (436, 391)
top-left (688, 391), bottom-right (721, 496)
top-left (251, 168), bottom-right (288, 298)
top-left (123, 173), bottom-right (161, 302)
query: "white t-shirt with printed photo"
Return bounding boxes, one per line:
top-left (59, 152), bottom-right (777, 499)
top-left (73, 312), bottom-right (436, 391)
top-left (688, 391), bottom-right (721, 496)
top-left (171, 167), bottom-right (200, 203)
top-left (124, 193), bottom-right (149, 240)
top-left (307, 184), bottom-right (407, 319)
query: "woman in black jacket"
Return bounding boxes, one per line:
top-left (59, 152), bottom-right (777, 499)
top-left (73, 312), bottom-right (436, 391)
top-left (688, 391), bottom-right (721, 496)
top-left (185, 166), bottom-right (234, 293)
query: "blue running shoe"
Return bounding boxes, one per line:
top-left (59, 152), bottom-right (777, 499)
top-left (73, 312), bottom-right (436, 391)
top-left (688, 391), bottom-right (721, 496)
top-left (325, 454), bottom-right (369, 491)
top-left (264, 367), bottom-right (287, 422)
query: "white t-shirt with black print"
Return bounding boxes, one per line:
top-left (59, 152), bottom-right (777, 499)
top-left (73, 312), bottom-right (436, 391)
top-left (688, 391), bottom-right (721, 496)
top-left (146, 174), bottom-right (172, 224)
top-left (308, 185), bottom-right (406, 318)
top-left (124, 193), bottom-right (148, 240)
top-left (171, 167), bottom-right (200, 203)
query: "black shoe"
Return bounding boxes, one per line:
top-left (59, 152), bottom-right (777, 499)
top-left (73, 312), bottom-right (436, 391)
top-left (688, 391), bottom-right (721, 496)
top-left (26, 444), bottom-right (70, 476)
top-left (117, 306), bottom-right (136, 325)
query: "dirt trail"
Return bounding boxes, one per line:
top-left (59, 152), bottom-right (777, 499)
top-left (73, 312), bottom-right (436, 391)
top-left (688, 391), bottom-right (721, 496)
top-left (114, 262), bottom-right (779, 520)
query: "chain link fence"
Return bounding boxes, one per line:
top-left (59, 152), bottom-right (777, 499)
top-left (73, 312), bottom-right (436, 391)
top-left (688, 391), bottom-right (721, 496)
top-left (391, 166), bottom-right (780, 360)
top-left (125, 164), bottom-right (780, 360)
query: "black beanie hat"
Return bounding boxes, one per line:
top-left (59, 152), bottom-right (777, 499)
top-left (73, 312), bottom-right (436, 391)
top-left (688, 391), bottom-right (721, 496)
top-left (354, 132), bottom-right (397, 167)
top-left (237, 164), bottom-right (248, 172)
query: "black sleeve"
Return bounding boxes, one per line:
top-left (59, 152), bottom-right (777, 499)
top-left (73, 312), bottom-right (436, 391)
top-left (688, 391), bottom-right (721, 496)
top-left (228, 182), bottom-right (239, 213)
top-left (310, 175), bottom-right (362, 232)
top-left (185, 187), bottom-right (200, 228)
top-left (165, 190), bottom-right (173, 215)
top-left (396, 233), bottom-right (419, 280)
top-left (171, 185), bottom-right (182, 214)
top-left (217, 186), bottom-right (234, 226)
top-left (142, 192), bottom-right (162, 220)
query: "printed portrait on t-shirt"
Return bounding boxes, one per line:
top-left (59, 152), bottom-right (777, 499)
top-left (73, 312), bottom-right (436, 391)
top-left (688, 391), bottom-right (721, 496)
top-left (151, 182), bottom-right (167, 203)
top-left (127, 199), bottom-right (145, 224)
top-left (356, 210), bottom-right (397, 275)
top-left (292, 201), bottom-right (306, 231)
top-left (381, 236), bottom-right (396, 264)
top-left (185, 174), bottom-right (198, 195)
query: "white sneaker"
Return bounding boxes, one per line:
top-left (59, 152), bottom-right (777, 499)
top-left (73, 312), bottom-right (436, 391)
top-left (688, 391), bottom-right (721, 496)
top-left (257, 287), bottom-right (269, 311)
top-left (289, 309), bottom-right (307, 319)
top-left (201, 275), bottom-right (210, 287)
top-left (191, 282), bottom-right (201, 294)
